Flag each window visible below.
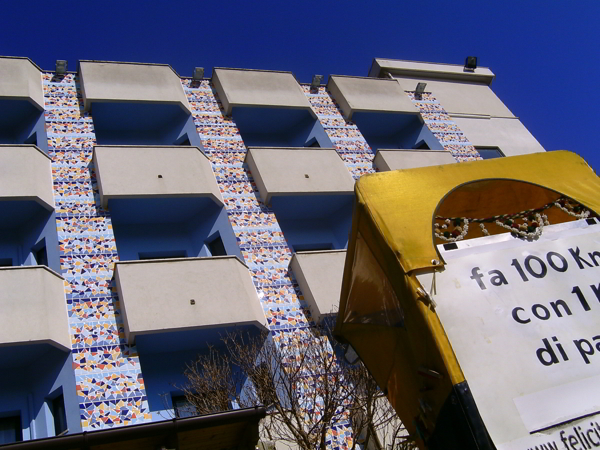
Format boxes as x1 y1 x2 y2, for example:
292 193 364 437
0 258 12 267
34 240 48 266
207 235 227 257
171 395 196 418
305 137 321 148
414 140 430 150
0 415 21 444
293 243 333 252
138 250 187 260
475 146 505 160
51 394 68 436
24 132 37 145
175 134 192 146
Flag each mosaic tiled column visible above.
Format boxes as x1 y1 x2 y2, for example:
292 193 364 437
182 79 353 450
303 86 376 178
303 86 481 168
406 92 481 162
43 73 151 431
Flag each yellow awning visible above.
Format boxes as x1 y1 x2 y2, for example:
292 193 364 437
335 151 599 447
352 151 599 273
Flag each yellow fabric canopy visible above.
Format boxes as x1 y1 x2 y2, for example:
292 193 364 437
335 151 599 447
354 150 599 273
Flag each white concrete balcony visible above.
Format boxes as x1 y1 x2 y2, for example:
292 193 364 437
245 147 354 206
374 149 456 171
79 61 195 146
327 75 419 120
79 60 190 113
213 68 313 115
246 147 355 250
0 266 70 351
0 58 47 149
93 145 223 210
0 56 44 110
0 145 54 212
115 256 267 345
290 250 347 323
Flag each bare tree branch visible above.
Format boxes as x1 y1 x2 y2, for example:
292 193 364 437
180 325 415 450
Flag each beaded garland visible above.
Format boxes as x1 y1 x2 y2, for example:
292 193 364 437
434 197 593 242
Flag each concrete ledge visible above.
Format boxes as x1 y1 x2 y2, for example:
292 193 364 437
290 250 347 323
452 117 545 156
369 58 496 85
0 145 54 210
327 75 419 120
0 56 44 110
93 145 223 208
213 68 313 116
374 149 457 171
79 60 190 113
245 147 355 205
115 256 267 343
0 266 69 351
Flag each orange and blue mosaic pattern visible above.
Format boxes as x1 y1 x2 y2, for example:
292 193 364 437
41 70 478 443
303 85 376 179
43 73 151 430
184 79 354 449
406 91 482 162
183 79 313 332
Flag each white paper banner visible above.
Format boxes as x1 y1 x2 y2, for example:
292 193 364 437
421 225 600 450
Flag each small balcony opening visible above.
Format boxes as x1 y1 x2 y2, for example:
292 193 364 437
111 200 240 262
93 106 201 148
0 104 48 153
272 195 353 251
352 112 443 152
233 108 333 148
0 206 60 273
0 414 22 444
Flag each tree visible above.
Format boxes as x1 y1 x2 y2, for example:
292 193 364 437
180 324 415 450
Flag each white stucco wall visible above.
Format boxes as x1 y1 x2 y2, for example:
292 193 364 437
395 76 514 118
371 59 546 154
453 116 545 156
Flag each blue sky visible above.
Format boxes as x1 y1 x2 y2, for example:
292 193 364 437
3 0 598 171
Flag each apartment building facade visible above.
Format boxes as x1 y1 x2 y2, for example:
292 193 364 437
0 55 544 446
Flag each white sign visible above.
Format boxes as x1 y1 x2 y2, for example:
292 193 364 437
422 224 600 450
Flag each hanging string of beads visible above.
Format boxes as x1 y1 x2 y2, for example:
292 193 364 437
434 197 592 242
